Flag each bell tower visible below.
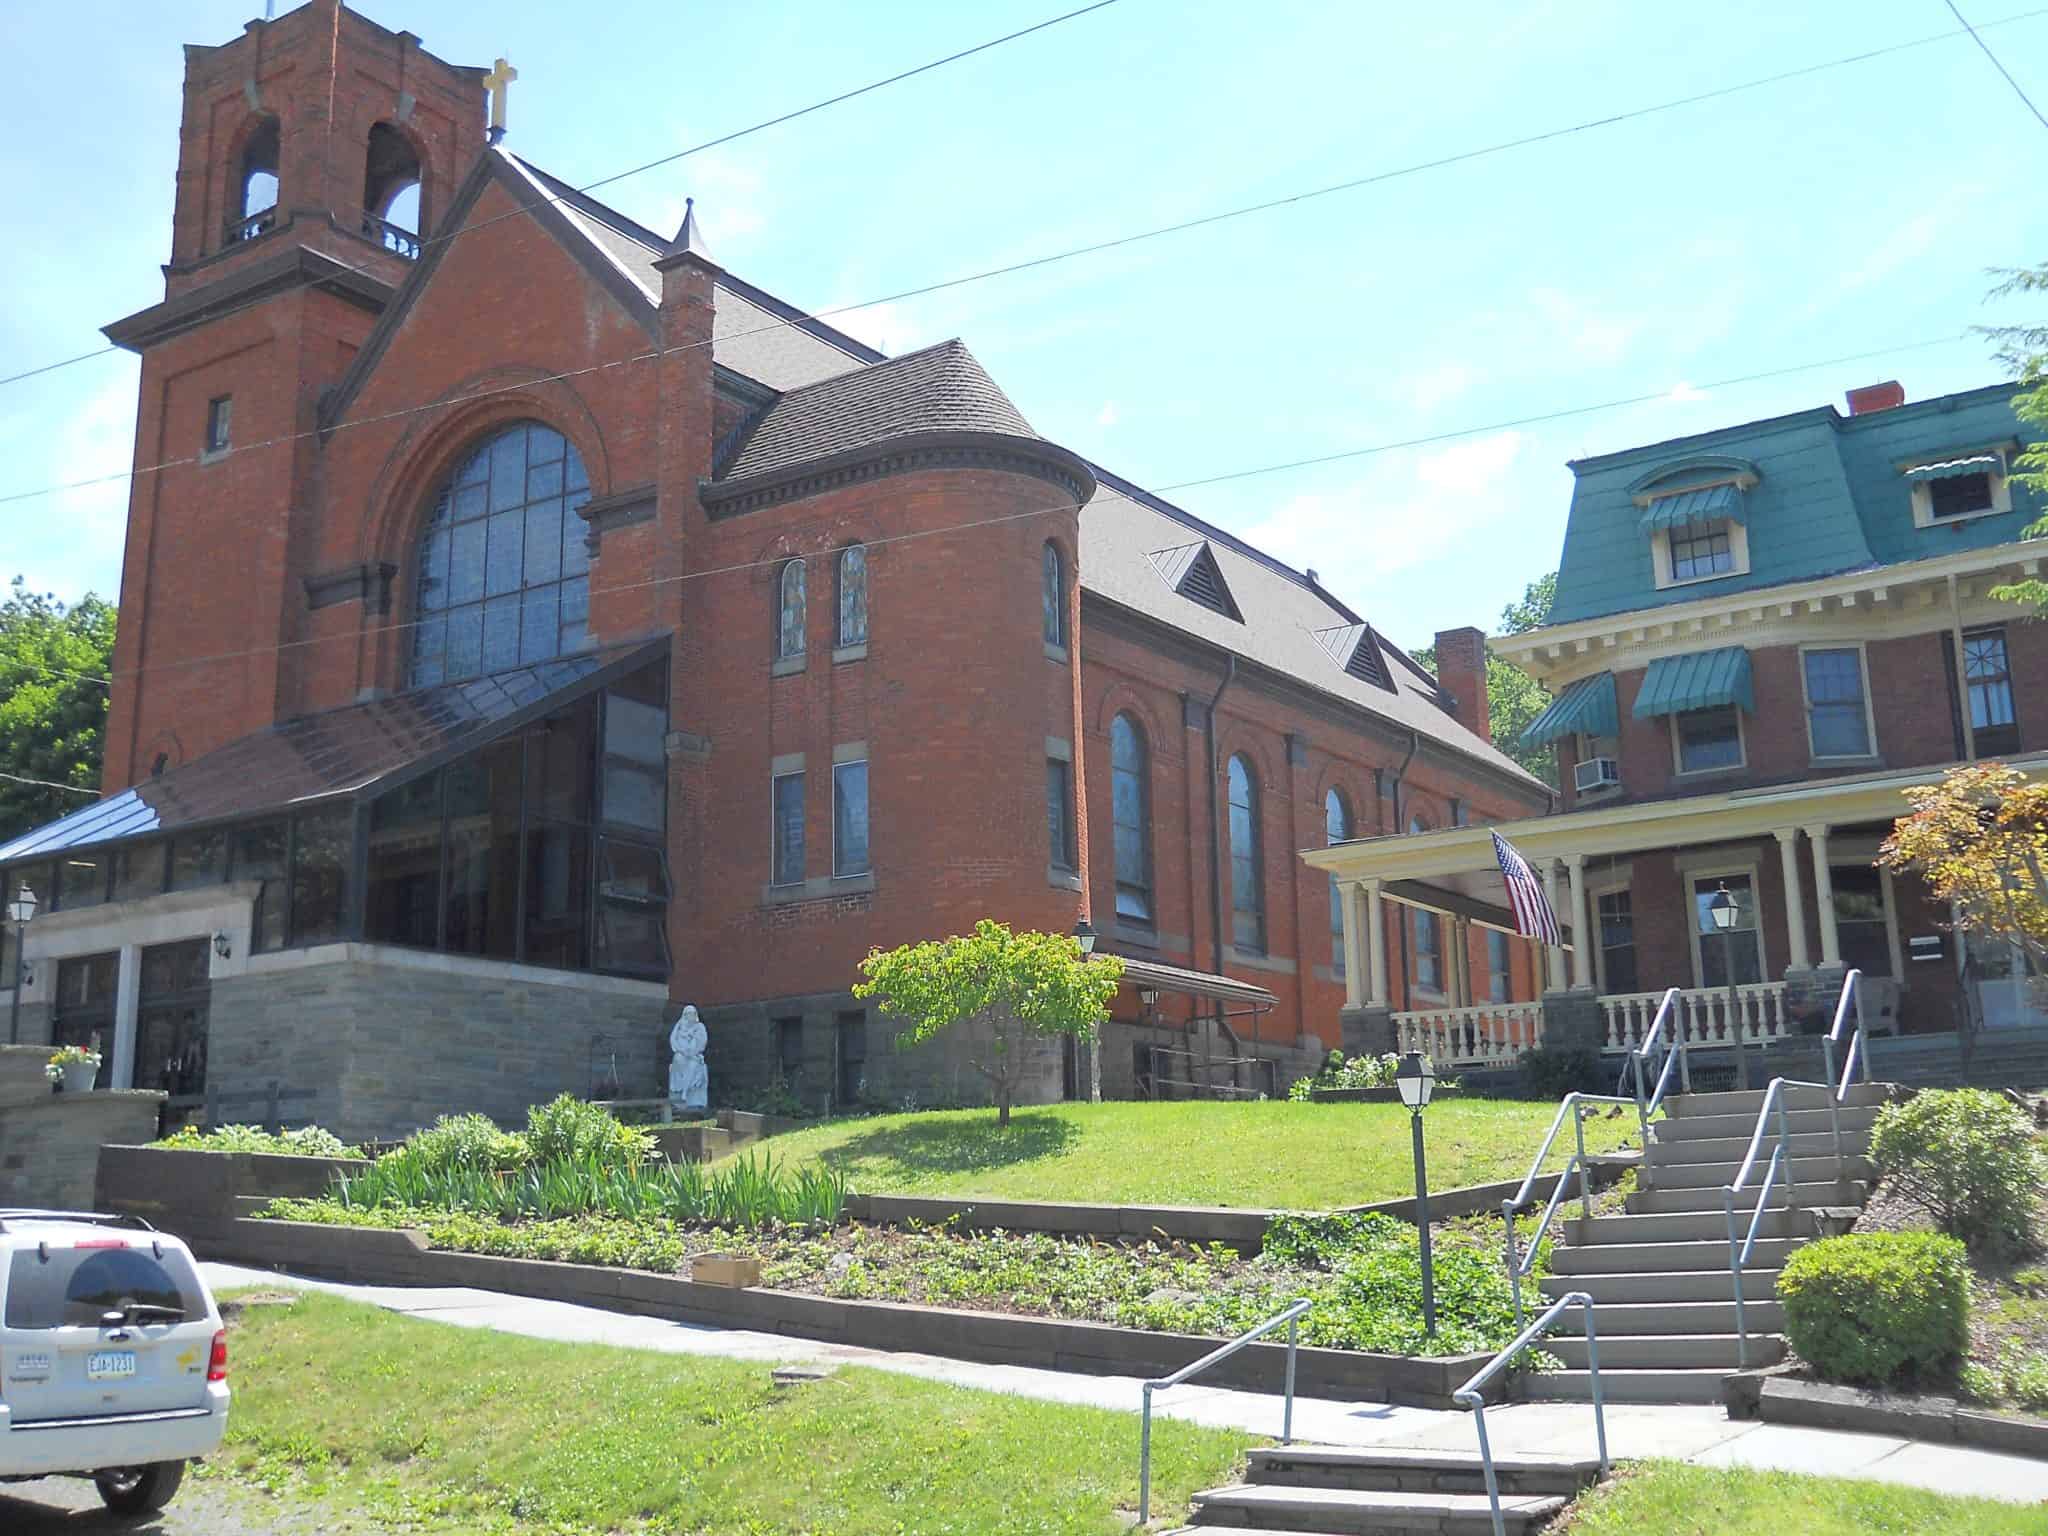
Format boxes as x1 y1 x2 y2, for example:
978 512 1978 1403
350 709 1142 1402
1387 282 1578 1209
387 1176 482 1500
99 2 486 791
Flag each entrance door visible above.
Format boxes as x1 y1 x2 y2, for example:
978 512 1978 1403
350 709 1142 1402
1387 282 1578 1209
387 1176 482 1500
51 953 118 1089
135 939 211 1116
1966 933 2045 1030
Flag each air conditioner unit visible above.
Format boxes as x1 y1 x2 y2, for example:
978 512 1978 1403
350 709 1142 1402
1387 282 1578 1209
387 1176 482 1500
1574 756 1621 793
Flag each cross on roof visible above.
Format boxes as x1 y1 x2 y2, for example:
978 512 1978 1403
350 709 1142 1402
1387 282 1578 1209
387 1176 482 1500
485 57 518 142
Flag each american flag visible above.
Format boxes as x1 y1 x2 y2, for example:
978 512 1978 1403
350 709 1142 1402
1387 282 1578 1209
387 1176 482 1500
1492 832 1560 946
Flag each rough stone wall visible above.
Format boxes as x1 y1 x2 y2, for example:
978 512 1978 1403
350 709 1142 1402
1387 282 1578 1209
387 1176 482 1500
0 1045 163 1210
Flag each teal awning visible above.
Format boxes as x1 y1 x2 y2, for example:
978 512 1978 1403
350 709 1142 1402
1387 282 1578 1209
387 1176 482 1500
1904 454 2001 483
1521 672 1619 747
1638 481 1743 532
1633 647 1753 719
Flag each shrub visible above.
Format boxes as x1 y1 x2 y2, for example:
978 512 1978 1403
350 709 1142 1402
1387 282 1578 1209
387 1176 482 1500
524 1094 655 1170
1777 1232 1970 1387
382 1113 529 1179
1519 1045 1609 1101
1962 1341 2048 1412
1869 1089 2045 1255
1286 1052 1401 1101
156 1124 361 1159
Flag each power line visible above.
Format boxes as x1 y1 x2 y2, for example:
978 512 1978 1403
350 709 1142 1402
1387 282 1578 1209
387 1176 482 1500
0 0 1126 393
1944 0 2048 129
0 770 97 797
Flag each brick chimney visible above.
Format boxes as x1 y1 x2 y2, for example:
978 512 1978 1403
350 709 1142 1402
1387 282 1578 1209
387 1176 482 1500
1846 381 1905 416
1433 627 1490 745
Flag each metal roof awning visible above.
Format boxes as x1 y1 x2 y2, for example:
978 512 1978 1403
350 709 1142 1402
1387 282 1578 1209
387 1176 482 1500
1632 645 1753 719
1904 454 2002 483
1521 671 1618 747
1110 956 1277 1011
1638 481 1743 533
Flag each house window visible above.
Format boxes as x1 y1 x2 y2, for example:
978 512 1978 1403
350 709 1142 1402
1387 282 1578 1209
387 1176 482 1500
833 759 869 878
777 559 807 660
835 1011 866 1108
1414 909 1442 994
1047 758 1076 873
1964 628 2018 754
204 396 232 456
1669 525 1734 581
1803 648 1872 759
1929 472 1995 520
1487 929 1511 1002
774 1017 804 1097
1692 874 1762 987
1325 789 1352 972
837 545 868 648
771 770 804 886
1833 865 1892 978
1597 889 1638 994
1110 714 1152 923
1674 706 1743 774
1042 543 1066 650
1228 755 1264 953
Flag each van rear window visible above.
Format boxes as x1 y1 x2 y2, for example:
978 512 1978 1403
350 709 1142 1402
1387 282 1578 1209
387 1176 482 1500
4 1246 204 1330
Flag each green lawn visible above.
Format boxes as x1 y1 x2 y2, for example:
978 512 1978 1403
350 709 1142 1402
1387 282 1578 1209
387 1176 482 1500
211 1291 1247 1534
1564 1461 2041 1534
717 1098 1636 1209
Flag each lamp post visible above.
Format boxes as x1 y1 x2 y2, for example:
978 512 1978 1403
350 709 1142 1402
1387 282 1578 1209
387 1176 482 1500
1072 918 1101 1102
1707 883 1746 1090
1395 1050 1437 1337
7 881 39 1047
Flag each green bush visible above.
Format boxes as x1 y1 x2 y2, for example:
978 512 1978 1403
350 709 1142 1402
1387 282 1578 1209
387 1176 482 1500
1869 1089 2045 1255
1777 1232 1970 1387
1518 1045 1609 1101
380 1113 529 1180
524 1094 655 1170
1285 1052 1401 1101
155 1124 361 1159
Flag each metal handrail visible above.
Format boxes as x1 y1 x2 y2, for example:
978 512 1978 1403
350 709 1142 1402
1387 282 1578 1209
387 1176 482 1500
1454 1291 1609 1536
1629 988 1691 1173
1822 967 1869 1099
1498 1093 1628 1329
1137 1296 1311 1525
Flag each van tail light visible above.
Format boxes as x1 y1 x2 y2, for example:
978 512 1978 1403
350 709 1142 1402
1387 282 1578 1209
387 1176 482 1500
207 1329 228 1382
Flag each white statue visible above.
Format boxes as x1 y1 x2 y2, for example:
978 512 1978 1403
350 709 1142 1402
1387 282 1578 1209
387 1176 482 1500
668 1005 709 1112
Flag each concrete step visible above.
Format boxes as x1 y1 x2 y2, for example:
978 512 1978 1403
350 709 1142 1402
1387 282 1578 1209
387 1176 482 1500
1565 1208 1804 1246
1188 1481 1567 1533
1627 1179 1867 1215
1653 1103 1882 1143
1243 1446 1601 1498
1638 1154 1875 1190
1549 1237 1794 1275
1521 1366 1729 1404
1664 1082 1893 1119
1644 1129 1870 1166
1560 1297 1785 1335
1547 1331 1785 1370
1543 1267 1779 1304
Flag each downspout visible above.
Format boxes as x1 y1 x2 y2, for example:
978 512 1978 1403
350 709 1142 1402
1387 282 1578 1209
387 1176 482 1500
1387 730 1421 1011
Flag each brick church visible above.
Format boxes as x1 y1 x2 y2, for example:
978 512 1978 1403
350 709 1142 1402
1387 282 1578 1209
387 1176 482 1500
0 2 1546 1140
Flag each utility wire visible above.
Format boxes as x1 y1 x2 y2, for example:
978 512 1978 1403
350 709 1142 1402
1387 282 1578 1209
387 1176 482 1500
1943 0 2048 129
0 770 97 797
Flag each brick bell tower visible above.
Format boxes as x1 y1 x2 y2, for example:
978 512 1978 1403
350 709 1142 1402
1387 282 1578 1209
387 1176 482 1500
100 1 486 790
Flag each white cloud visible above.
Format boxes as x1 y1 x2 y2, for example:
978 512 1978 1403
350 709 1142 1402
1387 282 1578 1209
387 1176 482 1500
1096 400 1119 428
1407 361 1474 414
1666 381 1705 404
1531 288 1635 366
827 299 911 355
651 152 766 251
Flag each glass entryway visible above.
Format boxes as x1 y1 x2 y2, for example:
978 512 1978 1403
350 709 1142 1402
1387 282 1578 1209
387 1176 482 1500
51 952 117 1089
135 938 210 1109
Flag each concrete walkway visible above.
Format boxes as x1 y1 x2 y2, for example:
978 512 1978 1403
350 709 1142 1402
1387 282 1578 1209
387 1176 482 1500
203 1262 2048 1506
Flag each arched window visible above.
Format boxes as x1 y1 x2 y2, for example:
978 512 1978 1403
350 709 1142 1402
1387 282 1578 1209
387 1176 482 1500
364 121 422 243
1409 813 1431 836
1228 754 1264 953
236 116 280 235
1111 714 1151 923
837 545 868 648
409 420 591 687
1326 789 1352 971
1042 543 1065 650
778 559 807 659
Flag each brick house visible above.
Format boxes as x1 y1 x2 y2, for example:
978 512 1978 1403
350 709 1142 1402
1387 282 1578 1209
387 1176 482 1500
0 2 1543 1141
1310 378 2048 1076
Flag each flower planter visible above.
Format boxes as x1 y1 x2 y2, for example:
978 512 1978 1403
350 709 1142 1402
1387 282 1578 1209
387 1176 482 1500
59 1061 98 1094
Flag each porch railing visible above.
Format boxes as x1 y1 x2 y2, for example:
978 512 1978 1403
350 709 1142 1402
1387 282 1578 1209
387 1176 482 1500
1601 983 1787 1054
1393 1001 1544 1067
361 210 422 259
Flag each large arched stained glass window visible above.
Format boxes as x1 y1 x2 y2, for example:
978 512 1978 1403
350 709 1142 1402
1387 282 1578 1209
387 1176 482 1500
1110 714 1151 923
1326 789 1352 972
1228 754 1264 954
411 421 591 687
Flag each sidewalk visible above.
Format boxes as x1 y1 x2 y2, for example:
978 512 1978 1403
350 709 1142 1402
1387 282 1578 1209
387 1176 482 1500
203 1262 2048 1505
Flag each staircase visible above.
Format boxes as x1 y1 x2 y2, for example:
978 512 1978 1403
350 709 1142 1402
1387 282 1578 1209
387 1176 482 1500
1524 1079 1893 1403
1171 1445 1604 1535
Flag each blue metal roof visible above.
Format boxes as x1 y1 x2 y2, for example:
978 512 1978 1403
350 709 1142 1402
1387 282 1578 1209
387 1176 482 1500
1638 481 1744 533
1522 671 1619 746
1632 647 1754 718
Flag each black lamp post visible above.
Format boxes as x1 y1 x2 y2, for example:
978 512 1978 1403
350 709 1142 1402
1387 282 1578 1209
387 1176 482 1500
1708 883 1746 1089
7 880 39 1046
1396 1050 1437 1336
1072 918 1100 1101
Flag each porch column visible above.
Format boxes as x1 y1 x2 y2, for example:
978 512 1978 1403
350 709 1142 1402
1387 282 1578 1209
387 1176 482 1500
1340 880 1367 1009
1543 859 1567 990
1451 915 1472 1007
1806 823 1842 966
110 944 141 1092
1566 854 1591 989
1775 828 1810 971
1364 880 1389 1007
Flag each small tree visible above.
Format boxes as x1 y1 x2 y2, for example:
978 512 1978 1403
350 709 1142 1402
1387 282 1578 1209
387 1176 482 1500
853 919 1124 1126
1879 763 2048 978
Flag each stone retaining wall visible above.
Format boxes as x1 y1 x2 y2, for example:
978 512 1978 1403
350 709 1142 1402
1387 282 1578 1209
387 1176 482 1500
0 1045 166 1211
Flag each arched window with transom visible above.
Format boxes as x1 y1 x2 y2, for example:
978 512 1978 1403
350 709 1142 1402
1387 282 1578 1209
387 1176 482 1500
1326 788 1352 971
838 544 868 648
1110 713 1151 924
410 421 591 687
1042 543 1066 650
778 559 808 659
1228 754 1264 954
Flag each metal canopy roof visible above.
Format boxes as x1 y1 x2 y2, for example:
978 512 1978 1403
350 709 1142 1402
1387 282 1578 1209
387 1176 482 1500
1903 454 2003 483
1637 481 1743 533
1521 671 1619 747
1631 645 1754 719
1111 956 1278 1010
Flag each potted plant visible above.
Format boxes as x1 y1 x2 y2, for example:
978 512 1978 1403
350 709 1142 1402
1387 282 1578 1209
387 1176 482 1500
46 1044 101 1094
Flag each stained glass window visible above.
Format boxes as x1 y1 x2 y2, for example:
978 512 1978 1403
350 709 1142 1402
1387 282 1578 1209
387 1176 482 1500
838 546 868 648
1042 543 1065 649
1325 789 1351 970
779 560 807 660
410 421 591 687
1229 755 1263 953
1111 715 1150 922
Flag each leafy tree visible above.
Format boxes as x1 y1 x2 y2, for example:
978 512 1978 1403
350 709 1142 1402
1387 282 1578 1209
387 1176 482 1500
1979 265 2048 611
1878 762 2048 978
1413 572 1557 785
853 919 1124 1126
0 580 115 844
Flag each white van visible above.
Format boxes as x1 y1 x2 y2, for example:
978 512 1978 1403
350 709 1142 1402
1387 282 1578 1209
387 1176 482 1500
0 1211 229 1515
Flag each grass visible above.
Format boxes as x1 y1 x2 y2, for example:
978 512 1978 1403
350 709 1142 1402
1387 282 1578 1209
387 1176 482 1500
716 1098 1638 1209
1561 1461 2044 1534
210 1290 1248 1534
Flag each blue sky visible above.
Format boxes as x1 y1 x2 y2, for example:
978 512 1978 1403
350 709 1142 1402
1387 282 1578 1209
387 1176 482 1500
2 0 2044 649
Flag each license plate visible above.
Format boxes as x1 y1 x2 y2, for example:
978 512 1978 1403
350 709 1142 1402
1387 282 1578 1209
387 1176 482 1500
86 1351 137 1381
